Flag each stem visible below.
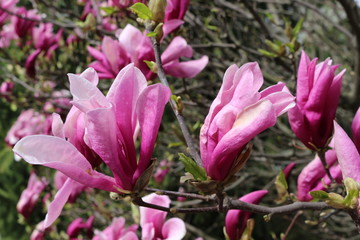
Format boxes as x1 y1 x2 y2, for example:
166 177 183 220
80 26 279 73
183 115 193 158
145 187 215 201
317 150 335 182
145 25 202 166
281 211 303 240
347 209 360 234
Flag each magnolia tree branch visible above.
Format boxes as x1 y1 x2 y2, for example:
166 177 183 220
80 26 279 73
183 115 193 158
145 25 202 166
145 187 215 202
133 194 330 216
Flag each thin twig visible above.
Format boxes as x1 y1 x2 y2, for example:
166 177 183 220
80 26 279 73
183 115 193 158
145 25 202 166
281 211 303 240
145 187 215 201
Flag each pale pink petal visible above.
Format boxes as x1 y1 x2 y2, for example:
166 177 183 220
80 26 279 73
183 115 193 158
68 73 110 112
334 121 360 183
44 178 74 228
80 67 99 85
162 218 186 240
140 193 170 229
51 113 65 138
13 135 117 192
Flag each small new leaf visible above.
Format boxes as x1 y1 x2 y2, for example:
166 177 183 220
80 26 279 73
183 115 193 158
146 32 158 37
178 153 207 181
309 190 329 200
129 3 153 20
100 6 118 16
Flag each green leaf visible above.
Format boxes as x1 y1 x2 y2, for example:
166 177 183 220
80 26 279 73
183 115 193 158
258 49 278 58
100 6 118 16
146 32 158 37
276 170 288 190
292 17 304 37
178 153 207 181
144 60 156 70
129 3 153 20
310 190 329 200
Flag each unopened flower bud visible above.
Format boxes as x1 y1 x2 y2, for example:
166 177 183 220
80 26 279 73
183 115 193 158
148 0 166 23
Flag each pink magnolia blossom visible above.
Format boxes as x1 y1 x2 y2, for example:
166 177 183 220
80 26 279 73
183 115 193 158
225 190 268 240
200 63 295 181
153 159 172 183
283 162 296 181
87 36 130 79
288 51 345 151
0 23 17 48
140 193 186 240
25 23 63 77
0 80 14 100
0 0 17 26
5 109 52 147
88 24 208 80
93 217 139 240
334 121 360 184
297 149 342 201
17 172 48 218
13 64 171 227
11 7 40 38
67 216 95 239
163 0 190 37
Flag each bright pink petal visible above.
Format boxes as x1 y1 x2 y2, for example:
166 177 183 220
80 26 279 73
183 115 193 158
161 36 193 64
225 190 268 240
134 84 171 180
209 100 276 180
163 56 209 78
162 19 184 39
352 107 360 151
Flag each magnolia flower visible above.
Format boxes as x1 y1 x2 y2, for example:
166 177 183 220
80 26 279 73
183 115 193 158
0 0 17 26
140 193 186 240
200 63 295 182
288 51 345 151
25 23 63 77
67 216 95 239
87 36 130 79
93 217 138 240
88 24 208 80
0 23 17 48
163 0 190 37
5 109 52 147
297 149 342 201
225 190 268 240
17 172 48 218
153 159 171 183
12 7 40 38
14 64 171 227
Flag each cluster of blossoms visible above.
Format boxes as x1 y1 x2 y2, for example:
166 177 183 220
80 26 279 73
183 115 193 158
3 0 360 239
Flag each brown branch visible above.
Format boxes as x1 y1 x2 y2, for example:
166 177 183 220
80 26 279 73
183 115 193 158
145 25 202 166
145 187 215 201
